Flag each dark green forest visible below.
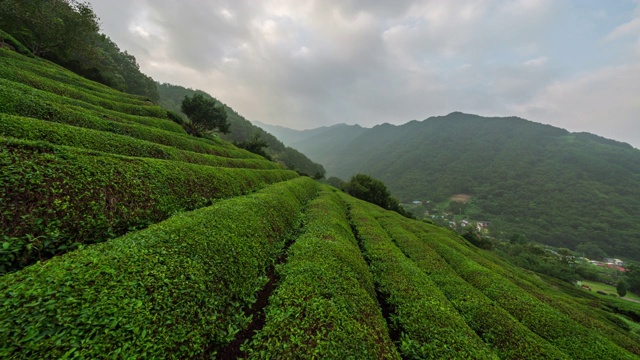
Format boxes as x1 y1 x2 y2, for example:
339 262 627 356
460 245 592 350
260 113 640 260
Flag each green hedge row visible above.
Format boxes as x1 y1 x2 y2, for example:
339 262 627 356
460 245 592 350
414 223 637 359
406 220 640 356
0 115 281 170
0 48 150 104
375 212 569 359
0 83 261 159
245 189 399 359
345 198 497 359
0 55 155 110
0 78 183 134
0 177 319 359
0 137 298 274
0 30 33 57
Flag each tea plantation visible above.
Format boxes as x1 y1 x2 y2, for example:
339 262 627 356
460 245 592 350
1 44 640 359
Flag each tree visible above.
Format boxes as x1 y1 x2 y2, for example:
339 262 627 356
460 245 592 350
617 280 628 298
234 133 270 159
575 242 607 260
181 93 229 134
344 174 413 218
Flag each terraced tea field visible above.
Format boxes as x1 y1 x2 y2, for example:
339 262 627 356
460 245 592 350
1 46 639 359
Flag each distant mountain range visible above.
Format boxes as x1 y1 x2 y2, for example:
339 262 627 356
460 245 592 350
256 112 640 259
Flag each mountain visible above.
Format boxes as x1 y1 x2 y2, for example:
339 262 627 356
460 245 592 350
261 112 640 259
157 83 325 178
2 26 640 359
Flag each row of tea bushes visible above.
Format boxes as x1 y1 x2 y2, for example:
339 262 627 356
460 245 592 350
376 212 570 359
0 177 319 359
0 78 183 134
0 137 297 273
345 198 497 359
412 221 637 359
0 55 155 109
0 115 280 170
245 189 398 359
0 84 260 159
0 48 148 104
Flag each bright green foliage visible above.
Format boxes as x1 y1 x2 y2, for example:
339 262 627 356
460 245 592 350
376 212 570 359
417 226 636 359
0 76 167 120
0 177 319 359
245 189 398 359
0 137 297 273
0 47 147 103
0 115 281 170
345 196 497 359
181 93 229 134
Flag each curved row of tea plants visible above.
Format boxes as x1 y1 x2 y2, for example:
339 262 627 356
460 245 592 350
0 48 147 103
345 197 497 359
418 224 637 359
0 137 297 274
0 115 281 170
0 78 183 134
0 177 319 359
375 212 570 359
0 53 155 109
245 189 398 359
0 83 260 159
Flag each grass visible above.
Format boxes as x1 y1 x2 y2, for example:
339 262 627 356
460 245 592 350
581 280 640 302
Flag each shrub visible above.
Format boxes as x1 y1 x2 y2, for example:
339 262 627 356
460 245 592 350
0 137 297 273
375 211 570 359
344 197 497 359
0 177 319 359
0 115 281 170
245 189 398 359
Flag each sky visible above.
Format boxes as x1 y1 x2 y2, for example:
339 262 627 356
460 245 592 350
89 0 640 148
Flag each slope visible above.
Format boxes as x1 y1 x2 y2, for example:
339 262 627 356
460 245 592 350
2 32 640 360
262 112 640 259
156 83 326 178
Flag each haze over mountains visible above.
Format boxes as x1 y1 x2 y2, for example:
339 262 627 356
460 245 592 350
256 112 640 259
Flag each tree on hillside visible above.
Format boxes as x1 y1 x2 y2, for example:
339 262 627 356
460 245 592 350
181 93 229 134
0 0 98 57
234 133 270 159
616 280 628 298
345 174 413 218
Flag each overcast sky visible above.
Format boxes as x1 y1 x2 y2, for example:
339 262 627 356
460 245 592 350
89 0 640 148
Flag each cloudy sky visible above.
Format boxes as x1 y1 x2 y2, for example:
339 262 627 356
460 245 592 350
89 0 640 148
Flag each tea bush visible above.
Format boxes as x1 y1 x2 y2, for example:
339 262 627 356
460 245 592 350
0 137 297 273
245 189 398 359
0 177 319 359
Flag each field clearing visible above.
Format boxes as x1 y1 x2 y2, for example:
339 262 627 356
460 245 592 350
450 194 472 203
580 280 640 302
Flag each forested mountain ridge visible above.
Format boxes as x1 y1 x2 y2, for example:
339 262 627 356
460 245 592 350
157 83 326 178
260 112 640 259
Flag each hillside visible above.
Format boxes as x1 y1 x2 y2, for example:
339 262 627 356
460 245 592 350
2 33 640 359
259 113 640 260
156 83 325 178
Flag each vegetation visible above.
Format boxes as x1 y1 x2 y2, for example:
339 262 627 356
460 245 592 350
2 16 640 360
0 1 158 99
181 93 229 134
245 189 397 358
0 177 319 358
157 82 326 177
344 174 413 218
262 112 640 260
